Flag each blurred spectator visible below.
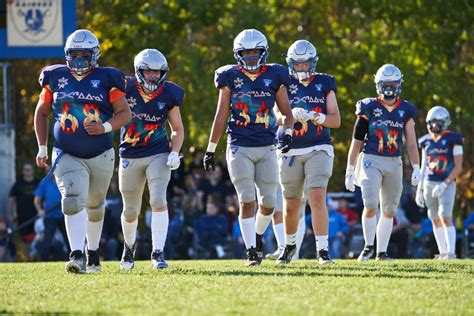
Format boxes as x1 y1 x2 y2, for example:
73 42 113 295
0 215 7 261
102 179 123 260
193 194 228 258
31 217 66 261
389 207 410 258
327 199 349 259
7 163 40 261
33 173 68 261
336 198 359 229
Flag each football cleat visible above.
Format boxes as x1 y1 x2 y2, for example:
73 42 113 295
442 253 456 260
245 247 261 267
317 249 334 265
375 252 393 261
151 250 168 269
120 242 136 270
276 244 296 265
256 233 264 263
357 245 375 262
266 245 285 260
86 249 101 273
65 250 85 274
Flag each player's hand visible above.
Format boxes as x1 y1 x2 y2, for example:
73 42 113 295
345 166 355 192
292 108 313 122
278 128 293 154
203 152 216 172
411 164 422 186
84 121 105 135
36 145 49 168
432 182 448 198
415 189 425 208
166 151 181 170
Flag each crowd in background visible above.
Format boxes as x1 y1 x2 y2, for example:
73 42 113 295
1 149 474 262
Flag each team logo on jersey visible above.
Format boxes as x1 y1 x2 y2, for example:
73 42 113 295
157 102 166 110
289 84 298 95
315 84 322 91
441 139 447 146
373 108 383 118
263 79 272 87
234 77 244 89
122 159 130 169
364 159 372 169
127 96 137 108
57 77 68 89
230 145 239 155
90 80 100 88
399 110 405 118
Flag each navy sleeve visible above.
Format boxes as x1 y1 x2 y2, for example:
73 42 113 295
406 102 417 121
325 74 337 93
214 66 230 89
167 82 185 109
107 67 126 93
355 99 370 117
452 132 464 146
38 67 51 87
277 64 291 87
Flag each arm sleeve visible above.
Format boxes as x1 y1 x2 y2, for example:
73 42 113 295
279 65 291 88
326 75 337 93
214 67 229 89
108 68 127 103
352 116 369 141
171 84 185 109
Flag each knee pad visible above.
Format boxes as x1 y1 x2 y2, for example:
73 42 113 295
364 199 379 211
87 206 105 222
260 194 276 209
150 193 167 210
382 205 398 217
62 195 84 216
239 187 256 204
122 209 139 222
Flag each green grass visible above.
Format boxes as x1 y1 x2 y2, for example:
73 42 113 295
1 259 473 315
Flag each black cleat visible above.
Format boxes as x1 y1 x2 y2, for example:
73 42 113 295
86 249 101 273
120 242 136 270
256 233 264 263
375 252 393 261
317 249 334 265
357 245 375 262
245 247 261 267
276 244 296 265
66 250 85 274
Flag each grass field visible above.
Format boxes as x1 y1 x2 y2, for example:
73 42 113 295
1 259 473 315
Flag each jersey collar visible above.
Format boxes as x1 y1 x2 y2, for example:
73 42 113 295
377 97 401 112
136 79 165 103
238 65 268 81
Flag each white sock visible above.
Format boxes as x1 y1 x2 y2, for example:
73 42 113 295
315 235 328 251
445 226 456 254
376 216 393 253
121 216 138 247
362 215 377 246
296 216 305 251
286 233 297 245
272 223 285 248
239 217 256 249
255 212 273 235
151 210 169 251
433 226 447 254
87 218 104 251
64 209 87 252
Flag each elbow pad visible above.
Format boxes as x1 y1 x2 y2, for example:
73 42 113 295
353 116 368 141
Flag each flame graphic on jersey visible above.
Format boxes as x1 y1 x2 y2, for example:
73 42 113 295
235 102 250 127
60 103 79 134
387 130 399 154
124 123 141 147
428 155 448 174
294 120 309 136
83 104 103 125
255 101 269 128
376 129 384 153
143 123 161 146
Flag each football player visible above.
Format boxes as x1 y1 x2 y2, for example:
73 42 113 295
203 29 294 266
119 49 184 270
345 64 422 261
275 40 341 265
416 106 463 259
34 29 131 273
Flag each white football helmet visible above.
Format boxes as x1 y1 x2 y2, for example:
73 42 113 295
286 40 318 81
233 29 268 71
374 64 404 100
426 106 451 134
134 49 169 92
64 29 100 75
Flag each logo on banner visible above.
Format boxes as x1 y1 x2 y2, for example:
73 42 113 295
7 0 63 46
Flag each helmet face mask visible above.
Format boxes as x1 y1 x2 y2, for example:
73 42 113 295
64 29 100 75
233 29 268 71
134 49 169 92
374 64 403 101
426 106 451 134
286 40 318 82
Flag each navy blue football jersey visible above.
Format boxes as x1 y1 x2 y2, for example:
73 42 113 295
418 131 463 182
356 97 417 157
214 64 290 147
39 65 126 159
119 77 184 158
